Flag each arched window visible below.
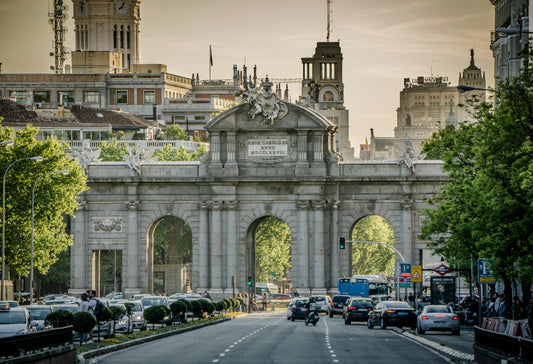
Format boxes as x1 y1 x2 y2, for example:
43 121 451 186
323 91 335 102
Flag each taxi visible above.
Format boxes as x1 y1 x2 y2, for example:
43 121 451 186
0 302 37 338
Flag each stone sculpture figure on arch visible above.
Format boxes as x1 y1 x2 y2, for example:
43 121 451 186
246 77 288 125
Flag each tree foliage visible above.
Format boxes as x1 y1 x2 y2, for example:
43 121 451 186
351 216 395 276
0 124 87 276
99 139 128 161
164 125 188 140
153 144 207 162
420 65 533 284
153 216 192 265
255 216 291 283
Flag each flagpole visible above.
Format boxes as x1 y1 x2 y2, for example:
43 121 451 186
209 45 213 82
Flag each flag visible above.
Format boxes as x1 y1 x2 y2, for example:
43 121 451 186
209 45 213 67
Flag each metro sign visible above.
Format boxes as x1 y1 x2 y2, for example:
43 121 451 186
433 264 451 276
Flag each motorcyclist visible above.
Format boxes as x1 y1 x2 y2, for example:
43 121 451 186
305 297 316 320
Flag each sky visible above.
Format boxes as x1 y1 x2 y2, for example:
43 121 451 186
0 0 495 157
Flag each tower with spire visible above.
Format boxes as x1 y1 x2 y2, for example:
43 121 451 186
457 49 486 123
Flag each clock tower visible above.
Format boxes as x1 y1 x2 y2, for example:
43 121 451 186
71 0 141 73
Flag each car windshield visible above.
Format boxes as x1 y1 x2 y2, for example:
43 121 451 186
313 297 326 302
426 306 451 313
128 302 142 311
142 297 167 307
385 302 412 309
54 306 79 314
26 307 51 320
0 311 25 324
295 300 308 306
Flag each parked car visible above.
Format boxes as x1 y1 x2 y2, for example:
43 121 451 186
309 295 331 314
0 303 37 338
54 303 115 339
417 304 460 335
268 294 292 302
25 305 54 331
109 303 133 334
133 294 151 301
290 298 309 321
371 295 393 305
367 301 416 330
5 301 19 308
343 297 373 324
329 295 350 317
125 300 146 331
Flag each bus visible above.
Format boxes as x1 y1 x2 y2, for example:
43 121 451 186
338 275 392 299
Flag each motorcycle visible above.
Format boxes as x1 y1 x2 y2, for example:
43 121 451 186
305 310 319 326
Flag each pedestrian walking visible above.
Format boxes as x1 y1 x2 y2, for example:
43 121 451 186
79 292 94 344
262 293 268 311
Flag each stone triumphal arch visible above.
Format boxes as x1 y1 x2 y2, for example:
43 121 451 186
70 82 448 297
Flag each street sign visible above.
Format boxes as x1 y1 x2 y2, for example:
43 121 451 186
478 258 494 284
411 265 422 282
433 264 451 276
400 263 411 277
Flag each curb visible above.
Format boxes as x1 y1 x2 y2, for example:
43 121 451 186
392 328 475 363
77 316 234 363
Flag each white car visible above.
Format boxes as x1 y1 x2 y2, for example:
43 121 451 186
417 304 460 335
309 295 331 314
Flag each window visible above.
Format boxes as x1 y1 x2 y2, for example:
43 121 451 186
33 91 51 103
58 91 75 103
194 116 205 121
9 91 27 104
116 90 128 104
83 91 99 103
143 90 155 104
323 91 335 102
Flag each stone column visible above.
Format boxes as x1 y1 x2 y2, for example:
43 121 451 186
297 132 307 163
210 201 223 289
71 201 88 291
125 199 140 294
210 134 221 165
313 200 325 291
330 200 340 290
296 201 309 291
400 196 414 265
226 201 238 291
226 133 236 163
313 133 323 161
198 201 210 290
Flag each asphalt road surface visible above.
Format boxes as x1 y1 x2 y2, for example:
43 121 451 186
94 311 462 364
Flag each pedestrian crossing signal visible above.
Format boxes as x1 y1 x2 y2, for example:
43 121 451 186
339 237 346 250
247 275 252 286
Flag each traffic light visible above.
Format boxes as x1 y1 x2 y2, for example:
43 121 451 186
339 236 346 250
247 275 252 286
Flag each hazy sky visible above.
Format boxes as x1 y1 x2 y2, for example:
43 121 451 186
0 0 494 156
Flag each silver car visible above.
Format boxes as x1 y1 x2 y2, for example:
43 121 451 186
25 305 54 331
417 304 460 335
0 304 37 338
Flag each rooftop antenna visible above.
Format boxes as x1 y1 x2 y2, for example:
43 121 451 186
326 0 332 42
48 0 69 74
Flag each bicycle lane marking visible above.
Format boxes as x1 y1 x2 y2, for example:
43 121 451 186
324 317 340 363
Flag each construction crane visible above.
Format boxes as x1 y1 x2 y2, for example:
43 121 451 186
48 0 69 73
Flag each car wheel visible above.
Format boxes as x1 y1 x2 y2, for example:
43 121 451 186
380 318 387 329
312 321 317 326
305 319 309 326
344 317 350 325
367 318 374 329
452 329 460 335
417 325 425 334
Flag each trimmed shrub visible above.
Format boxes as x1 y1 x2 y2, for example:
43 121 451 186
123 302 135 316
72 311 96 334
215 301 225 312
95 306 112 324
236 297 244 305
179 299 192 312
144 305 167 326
203 300 215 315
170 300 187 316
190 300 202 316
45 309 74 328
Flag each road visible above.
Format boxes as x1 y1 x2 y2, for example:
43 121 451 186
94 311 470 363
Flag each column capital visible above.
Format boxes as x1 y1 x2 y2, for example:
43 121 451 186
212 201 224 210
296 200 309 209
400 197 414 210
312 200 326 209
198 201 212 210
329 200 341 209
226 200 239 210
125 200 140 210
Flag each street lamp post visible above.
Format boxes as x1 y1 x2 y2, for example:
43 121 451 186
30 170 69 303
2 155 43 300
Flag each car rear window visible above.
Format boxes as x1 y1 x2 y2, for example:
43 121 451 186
333 296 349 303
295 300 308 306
351 300 372 308
426 306 451 313
386 302 412 309
313 297 326 302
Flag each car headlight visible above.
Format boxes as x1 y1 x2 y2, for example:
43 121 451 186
135 315 143 321
118 320 128 325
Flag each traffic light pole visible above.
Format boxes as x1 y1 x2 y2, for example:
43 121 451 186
340 237 407 300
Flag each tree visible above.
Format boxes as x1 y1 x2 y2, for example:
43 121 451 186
164 125 187 140
0 124 87 276
255 217 291 284
420 64 533 304
351 216 395 276
99 138 128 161
153 216 191 265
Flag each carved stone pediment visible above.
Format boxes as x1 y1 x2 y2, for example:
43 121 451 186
92 217 122 232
